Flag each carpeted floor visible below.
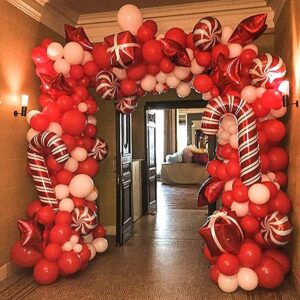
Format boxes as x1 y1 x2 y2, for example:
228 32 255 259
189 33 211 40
0 184 299 299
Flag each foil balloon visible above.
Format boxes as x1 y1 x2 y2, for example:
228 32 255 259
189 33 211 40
198 177 225 207
160 38 191 67
71 206 98 235
115 95 138 114
95 71 120 100
40 73 73 97
88 138 109 161
64 24 93 51
228 14 268 45
17 220 43 250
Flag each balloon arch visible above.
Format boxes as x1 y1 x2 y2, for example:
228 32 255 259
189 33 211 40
11 4 292 292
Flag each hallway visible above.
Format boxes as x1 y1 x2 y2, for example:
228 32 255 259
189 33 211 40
0 184 298 299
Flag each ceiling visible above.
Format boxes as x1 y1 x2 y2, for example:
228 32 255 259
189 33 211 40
56 0 214 15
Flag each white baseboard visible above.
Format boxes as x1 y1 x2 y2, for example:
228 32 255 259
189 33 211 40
105 226 116 236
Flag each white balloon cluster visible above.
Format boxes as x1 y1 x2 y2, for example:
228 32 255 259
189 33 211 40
217 115 238 148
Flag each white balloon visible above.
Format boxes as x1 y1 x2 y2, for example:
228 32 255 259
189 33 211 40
64 157 79 173
69 174 94 198
202 91 212 101
221 25 234 44
73 244 83 253
270 107 287 118
62 241 73 252
26 110 40 124
87 243 97 260
86 189 98 202
173 66 190 80
83 233 94 244
218 274 238 293
156 72 168 84
256 87 266 98
71 147 88 162
190 59 205 75
166 74 180 88
112 67 127 80
176 82 191 98
241 85 257 103
229 134 238 149
47 122 62 136
78 102 88 113
81 51 93 65
224 179 235 191
64 42 84 65
27 128 39 142
155 83 165 94
228 43 243 58
218 138 228 145
244 44 258 54
186 48 194 61
70 235 79 245
221 115 236 129
54 59 70 75
47 42 64 61
267 172 276 181
231 201 249 217
261 174 271 182
54 184 69 200
141 75 156 92
248 183 270 204
228 124 237 134
117 4 143 35
237 267 258 291
219 131 230 141
92 237 108 253
59 198 75 212
87 115 97 125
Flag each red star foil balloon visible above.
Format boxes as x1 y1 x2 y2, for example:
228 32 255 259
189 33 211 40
228 14 268 46
160 38 191 67
17 219 43 250
210 55 241 90
40 73 73 98
64 24 93 51
198 177 224 207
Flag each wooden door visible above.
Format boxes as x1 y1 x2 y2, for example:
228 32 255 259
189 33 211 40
144 111 157 214
116 112 133 246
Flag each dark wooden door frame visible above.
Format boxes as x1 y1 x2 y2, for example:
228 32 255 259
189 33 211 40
143 99 217 216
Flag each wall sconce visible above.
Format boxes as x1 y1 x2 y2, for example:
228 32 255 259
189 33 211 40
279 80 298 108
14 94 29 117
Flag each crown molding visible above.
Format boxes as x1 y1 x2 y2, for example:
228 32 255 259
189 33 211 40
77 0 274 42
5 0 78 36
267 0 287 23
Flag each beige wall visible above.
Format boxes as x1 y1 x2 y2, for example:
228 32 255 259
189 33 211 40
274 0 300 285
0 1 63 267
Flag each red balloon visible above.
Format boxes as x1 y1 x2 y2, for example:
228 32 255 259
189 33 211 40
78 244 91 266
61 110 86 136
37 206 56 226
73 86 88 101
50 224 71 245
77 158 99 177
27 200 42 219
61 134 76 152
226 160 241 178
261 89 282 110
221 190 234 207
268 191 292 214
44 243 62 262
143 20 158 35
216 253 240 276
232 185 249 203
32 47 49 65
209 265 220 284
193 74 213 93
84 124 97 138
211 44 229 61
137 24 155 42
55 211 72 225
146 64 160 76
58 251 81 274
142 40 164 64
240 49 257 65
36 62 56 77
237 241 262 268
220 144 234 159
33 259 59 285
260 153 270 173
69 65 84 80
42 103 61 122
258 130 268 146
46 155 63 172
10 241 43 268
195 51 211 67
275 171 288 186
160 57 175 73
120 78 137 96
93 224 107 238
40 38 53 49
126 63 147 81
56 170 73 185
165 27 187 48
248 202 269 219
85 98 99 115
251 98 270 117
216 163 230 181
56 95 74 112
240 216 260 235
186 32 194 49
30 113 50 131
78 76 90 87
268 147 289 171
83 136 95 151
39 94 54 108
263 249 290 274
92 43 110 68
207 160 221 177
262 181 278 199
255 256 284 289
202 245 217 265
83 61 99 77
65 77 78 89
261 120 286 143
72 197 86 208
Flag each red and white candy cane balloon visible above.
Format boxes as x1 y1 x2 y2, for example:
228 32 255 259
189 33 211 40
27 131 69 208
201 94 261 186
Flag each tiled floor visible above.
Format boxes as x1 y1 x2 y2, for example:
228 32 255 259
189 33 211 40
0 184 299 299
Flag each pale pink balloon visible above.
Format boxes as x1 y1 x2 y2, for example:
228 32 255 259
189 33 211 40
229 134 238 149
62 241 73 252
117 4 143 35
54 58 70 75
190 59 205 75
87 243 97 260
218 138 228 145
71 147 88 162
69 174 94 198
220 131 230 141
202 91 212 101
70 235 79 245
221 115 236 130
228 124 237 135
26 110 40 124
54 184 69 200
47 42 64 61
261 174 271 182
248 183 270 204
174 66 190 80
155 83 165 94
218 274 238 293
270 107 287 118
243 43 258 54
241 85 257 103
141 75 157 91
256 87 266 98
237 267 258 291
231 201 249 217
64 42 84 65
27 128 39 142
47 122 63 136
221 25 234 44
228 43 243 58
78 102 88 113
166 74 180 88
92 237 108 253
87 115 97 125
258 114 275 122
267 172 276 181
224 179 234 191
156 72 167 84
81 51 93 65
73 244 83 253
176 82 191 98
59 198 75 212
186 48 194 61
112 67 127 80
83 233 94 244
64 157 79 173
86 189 98 202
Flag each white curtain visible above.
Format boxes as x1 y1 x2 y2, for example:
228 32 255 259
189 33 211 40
164 109 177 160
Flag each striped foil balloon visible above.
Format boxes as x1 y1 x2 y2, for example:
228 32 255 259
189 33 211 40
27 131 69 208
88 137 108 161
201 94 261 186
71 206 97 235
95 70 120 100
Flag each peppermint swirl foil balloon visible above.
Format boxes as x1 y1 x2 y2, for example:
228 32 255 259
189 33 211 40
71 206 98 235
